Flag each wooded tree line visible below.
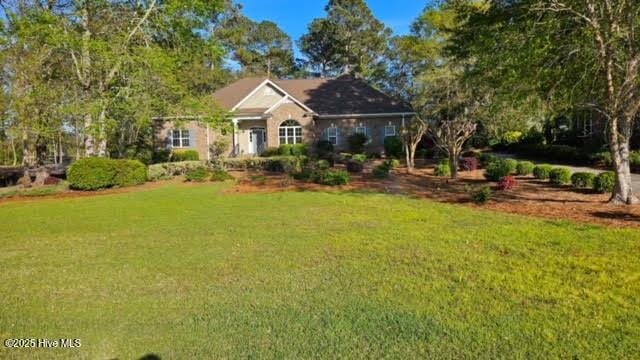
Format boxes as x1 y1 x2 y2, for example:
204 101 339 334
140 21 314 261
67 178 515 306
1 0 639 204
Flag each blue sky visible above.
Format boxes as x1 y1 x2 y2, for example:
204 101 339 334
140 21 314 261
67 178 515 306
238 0 430 57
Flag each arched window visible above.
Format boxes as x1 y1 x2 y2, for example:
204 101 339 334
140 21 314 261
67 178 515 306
279 120 302 144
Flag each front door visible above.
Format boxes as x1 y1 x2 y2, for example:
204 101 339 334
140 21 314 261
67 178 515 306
249 128 266 155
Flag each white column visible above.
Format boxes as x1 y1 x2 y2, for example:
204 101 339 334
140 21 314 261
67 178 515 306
232 118 239 156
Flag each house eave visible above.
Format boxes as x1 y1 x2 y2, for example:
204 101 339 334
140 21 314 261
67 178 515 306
313 112 415 119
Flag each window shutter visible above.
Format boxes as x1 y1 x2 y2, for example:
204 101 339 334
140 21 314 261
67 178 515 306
166 129 173 149
366 127 372 141
189 128 196 148
336 128 340 146
322 128 329 141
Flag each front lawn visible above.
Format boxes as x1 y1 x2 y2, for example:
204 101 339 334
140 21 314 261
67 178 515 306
0 183 638 358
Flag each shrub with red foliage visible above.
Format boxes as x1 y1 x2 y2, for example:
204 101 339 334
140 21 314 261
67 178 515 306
459 157 478 171
43 176 61 185
497 175 517 190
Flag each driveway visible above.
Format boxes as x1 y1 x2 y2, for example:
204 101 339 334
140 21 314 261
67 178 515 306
492 152 640 191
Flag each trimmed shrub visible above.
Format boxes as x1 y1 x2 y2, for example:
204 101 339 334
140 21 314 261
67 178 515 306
222 156 306 174
594 171 615 193
533 164 553 180
347 133 368 154
352 154 367 163
631 151 640 172
148 161 204 181
211 169 234 182
278 144 293 156
346 160 364 173
470 186 492 205
152 150 171 164
373 164 390 178
317 159 330 170
434 160 451 177
549 167 572 185
113 160 147 187
384 158 400 169
497 175 517 190
339 153 352 163
478 153 498 168
504 158 518 174
384 136 403 158
261 147 280 157
365 151 382 159
571 172 596 189
185 166 210 182
322 170 351 186
459 157 478 171
172 150 199 162
68 157 117 190
316 140 334 155
291 144 308 156
516 161 535 176
589 151 612 167
484 160 512 181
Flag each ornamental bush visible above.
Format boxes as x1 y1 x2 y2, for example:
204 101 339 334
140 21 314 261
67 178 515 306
346 159 364 173
316 140 334 156
533 164 553 180
384 158 400 169
470 186 492 205
113 160 147 187
516 161 535 176
317 159 331 170
171 150 199 162
322 170 351 186
594 171 615 193
291 144 308 156
434 160 451 177
478 153 498 168
373 164 390 178
571 172 596 189
210 169 234 182
68 157 118 190
347 133 368 154
278 144 293 156
497 175 517 190
484 159 512 181
459 157 478 171
504 158 518 174
384 136 403 158
185 166 210 182
352 154 367 163
549 167 572 185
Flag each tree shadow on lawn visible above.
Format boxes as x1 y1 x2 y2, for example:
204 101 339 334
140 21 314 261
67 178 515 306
591 211 640 223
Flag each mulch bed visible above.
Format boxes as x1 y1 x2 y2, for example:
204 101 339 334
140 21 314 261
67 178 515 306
226 164 640 229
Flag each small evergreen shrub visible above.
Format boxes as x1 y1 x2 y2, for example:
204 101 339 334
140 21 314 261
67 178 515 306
484 159 512 181
347 133 368 154
516 161 535 176
152 150 171 163
533 164 553 180
261 147 280 157
373 164 390 178
68 157 117 190
210 169 234 182
316 140 334 156
434 160 451 177
352 154 367 163
322 170 351 186
497 175 517 190
459 157 478 171
470 186 492 205
384 136 403 158
113 160 147 187
278 144 293 156
290 144 308 156
549 167 572 185
384 158 401 169
317 159 330 170
185 166 210 182
172 150 199 162
478 153 498 168
589 151 612 167
504 158 518 173
339 153 352 163
594 171 615 193
346 160 364 173
365 151 382 159
571 172 596 189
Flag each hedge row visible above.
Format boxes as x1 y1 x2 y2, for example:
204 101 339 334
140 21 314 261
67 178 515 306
67 158 147 190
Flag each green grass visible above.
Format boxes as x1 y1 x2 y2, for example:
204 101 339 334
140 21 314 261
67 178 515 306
0 183 66 199
0 183 639 359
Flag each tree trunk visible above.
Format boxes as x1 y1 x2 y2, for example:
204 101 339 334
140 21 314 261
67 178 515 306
609 121 638 204
449 151 458 179
405 142 414 174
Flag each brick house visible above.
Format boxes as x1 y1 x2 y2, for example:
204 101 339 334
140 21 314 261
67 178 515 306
154 75 414 159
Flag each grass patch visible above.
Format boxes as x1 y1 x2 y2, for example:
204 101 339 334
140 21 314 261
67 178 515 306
0 183 638 358
0 183 66 199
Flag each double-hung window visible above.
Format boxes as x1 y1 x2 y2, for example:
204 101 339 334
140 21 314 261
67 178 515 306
279 120 302 144
327 127 338 145
172 129 190 148
384 125 396 137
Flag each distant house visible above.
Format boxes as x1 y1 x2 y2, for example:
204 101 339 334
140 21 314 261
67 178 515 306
154 75 414 159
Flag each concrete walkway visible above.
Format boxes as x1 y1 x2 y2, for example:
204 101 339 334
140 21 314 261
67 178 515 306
492 152 640 190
